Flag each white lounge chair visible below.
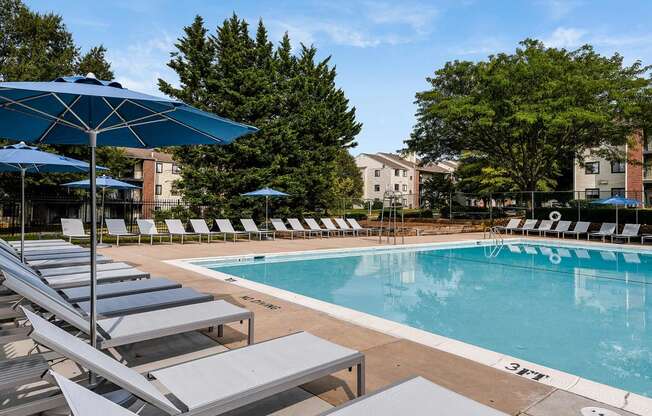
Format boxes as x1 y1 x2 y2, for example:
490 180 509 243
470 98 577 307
532 220 553 236
322 218 354 236
241 219 275 240
305 218 337 237
541 220 571 237
494 218 520 234
347 218 380 236
215 219 251 242
165 219 199 244
334 218 357 236
189 219 221 243
562 221 590 239
25 310 364 416
270 218 304 239
136 219 171 245
105 219 139 247
587 223 616 242
513 219 537 235
288 218 322 238
610 223 640 243
60 218 90 242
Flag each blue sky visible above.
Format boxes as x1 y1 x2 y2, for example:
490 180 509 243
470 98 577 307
27 0 652 155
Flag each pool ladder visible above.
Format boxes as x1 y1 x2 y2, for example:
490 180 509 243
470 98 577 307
483 226 504 258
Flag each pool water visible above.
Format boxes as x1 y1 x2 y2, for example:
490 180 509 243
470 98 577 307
202 242 652 397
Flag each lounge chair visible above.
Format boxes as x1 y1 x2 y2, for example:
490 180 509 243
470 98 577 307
587 223 616 242
270 218 304 239
136 219 171 245
531 220 553 236
642 234 652 244
334 218 357 236
513 219 537 235
288 218 322 238
347 218 380 236
562 221 590 239
215 219 251 242
0 237 89 260
51 373 507 416
3 271 213 318
8 238 67 247
305 218 337 237
38 261 135 277
26 254 113 269
322 218 354 236
60 218 90 242
493 218 520 234
189 219 222 243
25 310 364 416
241 219 275 240
165 219 199 244
541 220 571 237
105 219 139 247
320 376 508 415
610 223 640 243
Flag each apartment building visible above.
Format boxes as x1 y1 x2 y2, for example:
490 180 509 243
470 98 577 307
355 152 456 208
573 132 647 203
121 148 182 201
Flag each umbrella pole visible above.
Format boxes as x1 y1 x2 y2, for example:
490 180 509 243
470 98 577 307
266 195 269 231
88 131 98 358
20 168 25 263
100 188 105 244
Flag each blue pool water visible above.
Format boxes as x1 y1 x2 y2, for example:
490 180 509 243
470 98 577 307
201 242 652 397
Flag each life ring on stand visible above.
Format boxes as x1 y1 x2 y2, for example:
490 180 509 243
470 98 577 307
549 253 561 265
549 211 562 221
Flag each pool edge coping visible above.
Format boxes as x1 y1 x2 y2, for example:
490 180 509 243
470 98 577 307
164 237 652 415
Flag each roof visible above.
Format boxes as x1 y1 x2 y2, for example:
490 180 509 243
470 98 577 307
121 148 175 163
417 164 448 174
377 152 416 168
359 153 406 170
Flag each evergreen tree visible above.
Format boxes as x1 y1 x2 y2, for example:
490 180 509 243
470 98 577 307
76 45 114 80
160 15 361 219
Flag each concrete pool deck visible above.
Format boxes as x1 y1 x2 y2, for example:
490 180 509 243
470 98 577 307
86 232 647 416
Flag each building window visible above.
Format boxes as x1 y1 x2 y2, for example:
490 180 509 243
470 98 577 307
584 162 599 175
394 184 399 191
611 188 625 197
172 163 180 174
394 169 400 177
403 170 407 177
374 169 380 177
155 185 162 195
611 161 625 173
585 188 600 199
402 184 408 191
156 162 163 173
374 184 380 192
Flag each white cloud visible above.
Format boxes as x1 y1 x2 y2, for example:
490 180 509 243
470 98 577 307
542 27 586 48
537 0 583 20
454 37 508 56
365 1 438 33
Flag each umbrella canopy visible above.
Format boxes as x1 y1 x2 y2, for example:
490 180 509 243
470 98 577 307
242 187 289 230
61 175 139 190
0 74 258 355
591 196 641 228
0 142 106 261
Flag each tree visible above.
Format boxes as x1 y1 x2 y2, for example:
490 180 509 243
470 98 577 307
159 15 362 219
420 173 454 209
76 45 113 80
406 39 650 191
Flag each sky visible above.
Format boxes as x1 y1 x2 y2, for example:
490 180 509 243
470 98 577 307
27 0 652 155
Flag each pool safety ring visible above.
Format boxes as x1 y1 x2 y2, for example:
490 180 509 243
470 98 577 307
549 211 562 221
549 253 561 265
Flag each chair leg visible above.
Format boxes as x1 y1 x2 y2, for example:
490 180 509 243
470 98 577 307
247 316 254 344
357 359 365 396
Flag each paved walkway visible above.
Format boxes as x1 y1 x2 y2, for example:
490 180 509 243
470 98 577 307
95 233 640 416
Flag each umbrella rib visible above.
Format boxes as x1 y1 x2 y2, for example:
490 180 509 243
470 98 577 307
37 95 83 142
0 92 52 108
0 93 86 132
95 98 127 130
100 98 147 147
51 93 90 131
97 107 176 132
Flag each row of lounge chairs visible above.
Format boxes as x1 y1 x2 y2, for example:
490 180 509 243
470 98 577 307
62 217 379 245
0 239 506 415
495 219 648 243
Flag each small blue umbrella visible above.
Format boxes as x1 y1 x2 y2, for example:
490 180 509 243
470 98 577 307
0 74 257 354
62 175 140 245
242 187 289 230
0 142 106 261
591 196 641 228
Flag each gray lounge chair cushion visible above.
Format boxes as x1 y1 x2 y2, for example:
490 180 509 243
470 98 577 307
42 268 150 289
320 376 508 415
60 278 181 303
28 255 112 268
24 309 181 415
39 262 135 277
51 371 137 416
76 288 213 317
150 331 361 412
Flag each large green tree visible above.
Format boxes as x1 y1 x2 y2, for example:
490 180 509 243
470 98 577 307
406 39 650 191
159 15 362 218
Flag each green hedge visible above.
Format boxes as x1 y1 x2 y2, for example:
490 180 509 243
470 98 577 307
532 207 651 224
373 209 433 220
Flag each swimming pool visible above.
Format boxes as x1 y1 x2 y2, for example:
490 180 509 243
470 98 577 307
194 241 652 398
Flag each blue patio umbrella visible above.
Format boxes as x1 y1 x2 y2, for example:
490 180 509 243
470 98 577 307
62 175 140 245
0 142 106 261
242 187 289 230
0 73 257 353
591 196 641 228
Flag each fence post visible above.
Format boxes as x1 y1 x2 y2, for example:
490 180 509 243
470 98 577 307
449 191 453 223
577 191 581 221
489 193 493 225
531 191 535 219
